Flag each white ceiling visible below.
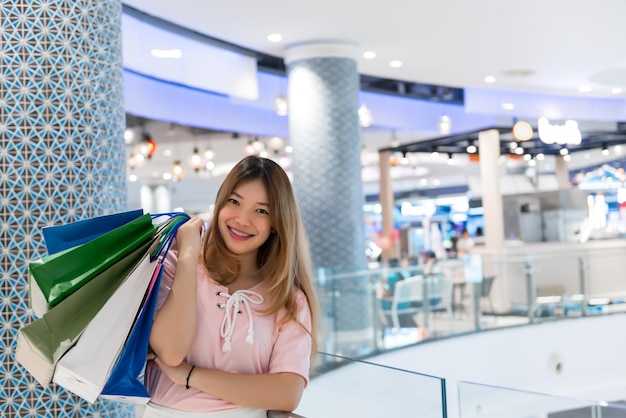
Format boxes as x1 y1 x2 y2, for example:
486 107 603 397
121 0 626 210
123 0 626 97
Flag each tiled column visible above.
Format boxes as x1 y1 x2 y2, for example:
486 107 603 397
0 2 129 416
285 41 372 353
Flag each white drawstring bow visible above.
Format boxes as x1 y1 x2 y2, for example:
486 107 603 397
219 289 264 352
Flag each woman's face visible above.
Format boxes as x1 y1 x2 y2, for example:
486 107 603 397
218 179 273 258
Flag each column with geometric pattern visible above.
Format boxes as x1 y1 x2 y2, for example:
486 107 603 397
285 41 372 354
0 1 130 416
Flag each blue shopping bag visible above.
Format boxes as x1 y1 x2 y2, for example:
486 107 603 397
43 209 144 255
100 261 164 403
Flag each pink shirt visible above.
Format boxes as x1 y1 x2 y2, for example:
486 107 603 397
147 249 312 412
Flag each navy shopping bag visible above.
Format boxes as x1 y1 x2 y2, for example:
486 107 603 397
43 209 144 255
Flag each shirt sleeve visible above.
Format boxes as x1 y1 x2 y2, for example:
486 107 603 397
155 246 178 311
268 290 313 386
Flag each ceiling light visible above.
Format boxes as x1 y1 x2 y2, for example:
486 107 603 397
190 147 202 172
536 153 545 160
358 104 373 127
559 147 569 155
611 87 622 94
438 115 452 135
267 136 285 153
514 146 524 155
274 95 288 116
162 172 172 181
512 121 534 141
501 103 515 110
363 51 376 59
267 33 282 42
124 128 135 144
171 160 184 181
129 174 137 182
579 85 592 93
150 49 182 59
389 60 402 68
601 144 610 156
484 75 496 83
466 142 477 153
563 154 571 161
139 133 157 159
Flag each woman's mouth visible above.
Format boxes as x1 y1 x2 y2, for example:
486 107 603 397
228 226 252 240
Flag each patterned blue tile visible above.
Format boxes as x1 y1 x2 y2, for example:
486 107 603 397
1 1 131 416
287 54 372 337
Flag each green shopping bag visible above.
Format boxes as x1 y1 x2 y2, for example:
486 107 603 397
15 239 155 387
28 213 157 317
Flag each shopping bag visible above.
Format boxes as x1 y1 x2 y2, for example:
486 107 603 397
100 214 188 403
52 251 160 403
52 214 189 404
42 209 144 255
14 240 154 387
29 213 157 317
100 261 164 403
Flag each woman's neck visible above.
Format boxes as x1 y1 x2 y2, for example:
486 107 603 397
228 253 263 293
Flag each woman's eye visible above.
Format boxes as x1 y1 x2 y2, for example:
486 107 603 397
257 208 269 215
228 198 239 205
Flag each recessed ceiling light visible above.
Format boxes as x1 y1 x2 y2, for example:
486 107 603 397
612 87 622 94
484 75 496 83
389 60 402 68
151 49 182 59
363 51 376 59
501 103 515 110
267 33 282 42
579 85 592 92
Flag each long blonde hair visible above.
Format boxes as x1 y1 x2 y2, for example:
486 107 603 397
202 156 319 363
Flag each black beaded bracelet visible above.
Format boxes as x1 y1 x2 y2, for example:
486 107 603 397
185 365 195 390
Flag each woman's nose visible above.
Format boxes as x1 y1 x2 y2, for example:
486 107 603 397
235 212 251 225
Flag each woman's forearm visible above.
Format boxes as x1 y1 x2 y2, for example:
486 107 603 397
150 253 198 365
189 368 305 412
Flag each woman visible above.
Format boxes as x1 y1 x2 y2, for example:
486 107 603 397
145 156 320 417
455 228 474 256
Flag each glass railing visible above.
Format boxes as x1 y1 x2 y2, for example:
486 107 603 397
458 381 626 418
295 352 447 418
299 244 626 417
314 244 626 359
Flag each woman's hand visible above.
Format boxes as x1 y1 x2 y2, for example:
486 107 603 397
176 217 205 260
153 357 193 387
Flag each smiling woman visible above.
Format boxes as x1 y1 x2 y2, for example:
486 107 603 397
145 156 321 417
